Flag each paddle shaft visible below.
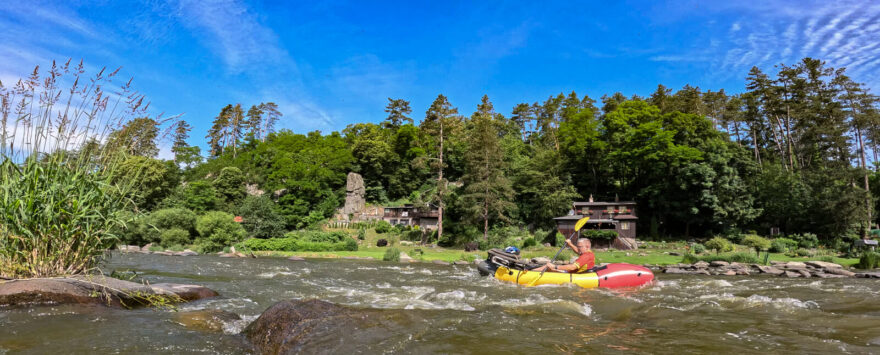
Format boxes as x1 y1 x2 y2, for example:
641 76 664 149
532 229 579 281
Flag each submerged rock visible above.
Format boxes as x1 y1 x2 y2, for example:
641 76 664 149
174 309 241 333
856 272 880 279
244 299 370 354
823 268 856 277
453 260 469 265
431 260 450 266
0 275 218 308
287 256 305 261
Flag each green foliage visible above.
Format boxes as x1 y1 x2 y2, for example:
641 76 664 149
581 230 618 240
769 238 798 253
786 248 815 257
858 252 880 269
383 247 401 262
112 156 179 210
213 167 246 208
149 208 197 236
741 234 771 255
522 237 537 249
195 211 246 252
159 228 192 248
117 211 152 246
237 196 286 238
241 234 357 252
357 228 366 240
690 243 706 254
375 220 392 234
789 233 819 249
681 252 759 264
487 226 530 250
705 237 734 254
283 230 348 243
179 181 218 212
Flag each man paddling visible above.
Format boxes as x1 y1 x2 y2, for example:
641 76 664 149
532 238 595 273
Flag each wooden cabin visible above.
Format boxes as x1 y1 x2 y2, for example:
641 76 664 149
383 204 440 231
554 197 638 250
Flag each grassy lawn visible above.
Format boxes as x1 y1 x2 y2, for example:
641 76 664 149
252 227 860 267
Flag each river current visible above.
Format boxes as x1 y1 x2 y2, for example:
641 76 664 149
2 253 880 354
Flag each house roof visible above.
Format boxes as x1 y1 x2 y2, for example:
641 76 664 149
573 201 637 206
613 215 638 220
553 215 617 224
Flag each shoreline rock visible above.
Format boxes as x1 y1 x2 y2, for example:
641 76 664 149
657 260 870 279
0 275 218 308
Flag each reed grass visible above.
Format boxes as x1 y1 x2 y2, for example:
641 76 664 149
0 60 162 278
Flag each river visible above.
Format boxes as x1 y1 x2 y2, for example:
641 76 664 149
2 253 880 354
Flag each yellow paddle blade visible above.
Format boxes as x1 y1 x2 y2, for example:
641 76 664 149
574 216 591 231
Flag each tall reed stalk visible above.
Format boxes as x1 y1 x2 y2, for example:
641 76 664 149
0 60 155 278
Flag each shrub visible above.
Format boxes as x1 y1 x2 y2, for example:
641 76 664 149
357 228 366 240
788 248 814 257
117 211 152 246
283 230 347 243
769 238 798 253
375 220 392 234
681 252 759 264
741 235 771 256
555 232 565 248
377 239 388 247
790 233 819 249
705 237 734 254
149 208 197 234
690 243 706 254
464 242 479 252
580 230 618 240
237 196 286 239
344 237 358 251
858 252 880 269
522 237 537 249
195 211 247 252
159 228 191 247
241 237 357 252
383 247 401 262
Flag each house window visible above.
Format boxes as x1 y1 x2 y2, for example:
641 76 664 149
621 222 630 230
391 219 398 225
402 211 408 217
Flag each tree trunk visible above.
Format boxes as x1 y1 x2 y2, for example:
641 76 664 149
437 120 444 243
858 126 872 232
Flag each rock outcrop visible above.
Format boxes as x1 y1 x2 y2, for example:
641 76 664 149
0 275 218 308
342 172 366 216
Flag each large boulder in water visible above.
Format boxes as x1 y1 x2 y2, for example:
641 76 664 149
245 299 396 354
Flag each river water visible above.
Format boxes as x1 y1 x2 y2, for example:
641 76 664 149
2 253 880 354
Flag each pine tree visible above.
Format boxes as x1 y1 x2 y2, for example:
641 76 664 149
420 94 460 243
382 98 413 129
461 95 515 240
172 120 190 158
207 105 231 157
259 102 282 141
246 105 263 143
228 104 245 158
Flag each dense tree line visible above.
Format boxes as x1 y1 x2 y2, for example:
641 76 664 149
115 58 879 247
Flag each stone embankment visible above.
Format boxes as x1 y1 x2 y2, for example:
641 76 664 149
658 260 878 279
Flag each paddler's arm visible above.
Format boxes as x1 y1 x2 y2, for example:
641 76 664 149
549 263 579 272
564 238 578 252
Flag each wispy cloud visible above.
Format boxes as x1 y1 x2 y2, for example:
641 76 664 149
650 1 880 87
174 0 293 75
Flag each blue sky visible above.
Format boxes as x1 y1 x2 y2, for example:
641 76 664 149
2 0 879 158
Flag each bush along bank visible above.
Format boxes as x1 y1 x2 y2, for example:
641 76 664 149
238 231 358 252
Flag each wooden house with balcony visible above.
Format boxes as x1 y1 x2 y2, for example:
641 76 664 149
383 204 440 231
554 196 638 250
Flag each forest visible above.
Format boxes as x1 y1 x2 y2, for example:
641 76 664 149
111 57 880 250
